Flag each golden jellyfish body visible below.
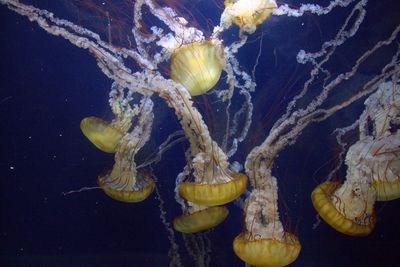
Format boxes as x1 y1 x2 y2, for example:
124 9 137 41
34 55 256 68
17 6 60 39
80 116 123 153
170 41 223 96
233 232 301 267
178 172 247 206
311 182 376 236
173 206 229 233
98 168 155 203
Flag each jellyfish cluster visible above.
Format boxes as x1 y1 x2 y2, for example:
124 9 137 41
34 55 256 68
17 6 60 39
1 0 399 266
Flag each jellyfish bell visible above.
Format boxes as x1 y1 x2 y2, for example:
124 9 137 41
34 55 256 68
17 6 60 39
98 166 155 203
311 181 376 236
80 116 123 153
173 205 229 234
233 231 301 267
178 172 247 206
222 0 277 34
170 40 224 96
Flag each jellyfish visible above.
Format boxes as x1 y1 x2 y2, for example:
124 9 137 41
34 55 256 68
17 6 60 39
221 0 277 34
98 142 155 203
178 172 247 206
170 41 223 96
173 205 229 234
98 149 155 203
97 91 156 203
311 137 377 236
233 159 301 267
312 80 400 235
80 116 123 153
80 83 139 153
64 83 156 203
173 162 235 234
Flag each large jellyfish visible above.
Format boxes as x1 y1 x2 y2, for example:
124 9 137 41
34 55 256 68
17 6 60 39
311 139 377 236
312 79 400 235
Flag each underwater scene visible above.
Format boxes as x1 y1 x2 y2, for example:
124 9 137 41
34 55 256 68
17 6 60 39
0 0 399 266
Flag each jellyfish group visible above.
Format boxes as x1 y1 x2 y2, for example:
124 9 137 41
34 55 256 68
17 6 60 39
2 0 400 266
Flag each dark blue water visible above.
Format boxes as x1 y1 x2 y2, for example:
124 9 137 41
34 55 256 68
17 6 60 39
0 1 399 266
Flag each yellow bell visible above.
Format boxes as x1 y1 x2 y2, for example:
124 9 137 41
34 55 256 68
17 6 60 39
311 182 375 236
173 206 229 233
233 231 301 267
170 41 223 96
178 173 247 206
98 169 155 203
80 116 123 153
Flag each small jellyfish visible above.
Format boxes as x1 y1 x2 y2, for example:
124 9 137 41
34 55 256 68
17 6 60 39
173 206 229 233
98 167 155 203
80 116 123 153
222 0 277 34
